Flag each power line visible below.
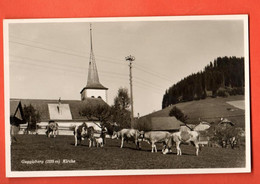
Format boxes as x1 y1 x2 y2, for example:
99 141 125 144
134 76 167 89
10 55 127 76
133 84 163 95
11 60 163 97
10 40 89 59
9 39 174 89
9 37 126 66
10 38 173 82
10 55 166 91
134 65 173 82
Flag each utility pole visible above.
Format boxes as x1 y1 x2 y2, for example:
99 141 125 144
125 55 135 128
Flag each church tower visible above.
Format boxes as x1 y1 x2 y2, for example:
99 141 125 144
80 24 108 102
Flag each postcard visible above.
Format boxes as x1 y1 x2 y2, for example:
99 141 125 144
4 15 250 177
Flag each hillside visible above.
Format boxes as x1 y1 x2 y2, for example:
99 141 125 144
145 95 245 128
162 56 244 108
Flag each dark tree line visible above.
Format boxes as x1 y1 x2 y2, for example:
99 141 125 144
162 56 244 109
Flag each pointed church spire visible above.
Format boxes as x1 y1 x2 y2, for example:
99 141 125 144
81 24 108 96
86 24 107 89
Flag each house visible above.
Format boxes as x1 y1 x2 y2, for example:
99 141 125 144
218 118 235 128
10 100 26 141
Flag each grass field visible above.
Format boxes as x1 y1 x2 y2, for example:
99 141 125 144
11 135 245 171
146 95 245 127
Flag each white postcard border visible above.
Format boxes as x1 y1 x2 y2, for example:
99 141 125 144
3 15 251 178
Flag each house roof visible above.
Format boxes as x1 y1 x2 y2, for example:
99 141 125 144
194 122 211 131
10 100 26 124
80 84 108 93
150 117 184 131
218 118 235 126
10 100 21 117
10 98 108 122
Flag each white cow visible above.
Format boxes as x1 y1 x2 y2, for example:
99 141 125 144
95 137 104 147
112 128 141 149
140 131 171 153
163 130 200 156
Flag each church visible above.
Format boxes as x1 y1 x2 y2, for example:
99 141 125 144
10 25 109 135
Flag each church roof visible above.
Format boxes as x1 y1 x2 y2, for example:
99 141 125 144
10 98 108 122
81 24 108 92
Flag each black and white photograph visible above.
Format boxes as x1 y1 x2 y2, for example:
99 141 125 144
4 15 250 177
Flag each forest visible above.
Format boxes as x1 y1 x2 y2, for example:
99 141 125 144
162 56 244 109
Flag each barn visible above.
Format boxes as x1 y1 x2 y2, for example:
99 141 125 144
150 116 184 132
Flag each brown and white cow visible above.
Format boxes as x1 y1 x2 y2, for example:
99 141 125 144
46 121 59 138
139 131 171 153
73 123 95 147
162 130 200 156
112 128 141 149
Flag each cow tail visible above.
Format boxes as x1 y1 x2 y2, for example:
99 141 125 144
73 126 77 136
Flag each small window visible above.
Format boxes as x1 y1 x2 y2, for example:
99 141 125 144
91 96 95 98
98 96 102 99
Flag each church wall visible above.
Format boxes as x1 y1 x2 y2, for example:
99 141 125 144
83 89 107 102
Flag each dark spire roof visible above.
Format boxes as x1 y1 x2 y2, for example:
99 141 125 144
83 24 107 91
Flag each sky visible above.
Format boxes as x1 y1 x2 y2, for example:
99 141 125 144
7 17 245 116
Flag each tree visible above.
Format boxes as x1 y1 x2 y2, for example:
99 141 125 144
111 88 131 128
162 56 245 106
79 104 111 123
114 88 130 110
23 104 41 131
169 106 188 123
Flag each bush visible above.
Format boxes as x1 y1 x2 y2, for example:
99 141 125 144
228 87 244 96
207 125 244 147
217 90 229 97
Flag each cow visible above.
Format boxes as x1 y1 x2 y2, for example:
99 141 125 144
162 130 200 156
100 125 108 145
10 124 20 143
104 122 120 137
73 122 95 147
95 137 104 147
222 136 239 149
229 136 238 149
139 131 171 153
46 121 59 138
112 128 141 149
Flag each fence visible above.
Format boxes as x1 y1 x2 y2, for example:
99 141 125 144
19 122 102 136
